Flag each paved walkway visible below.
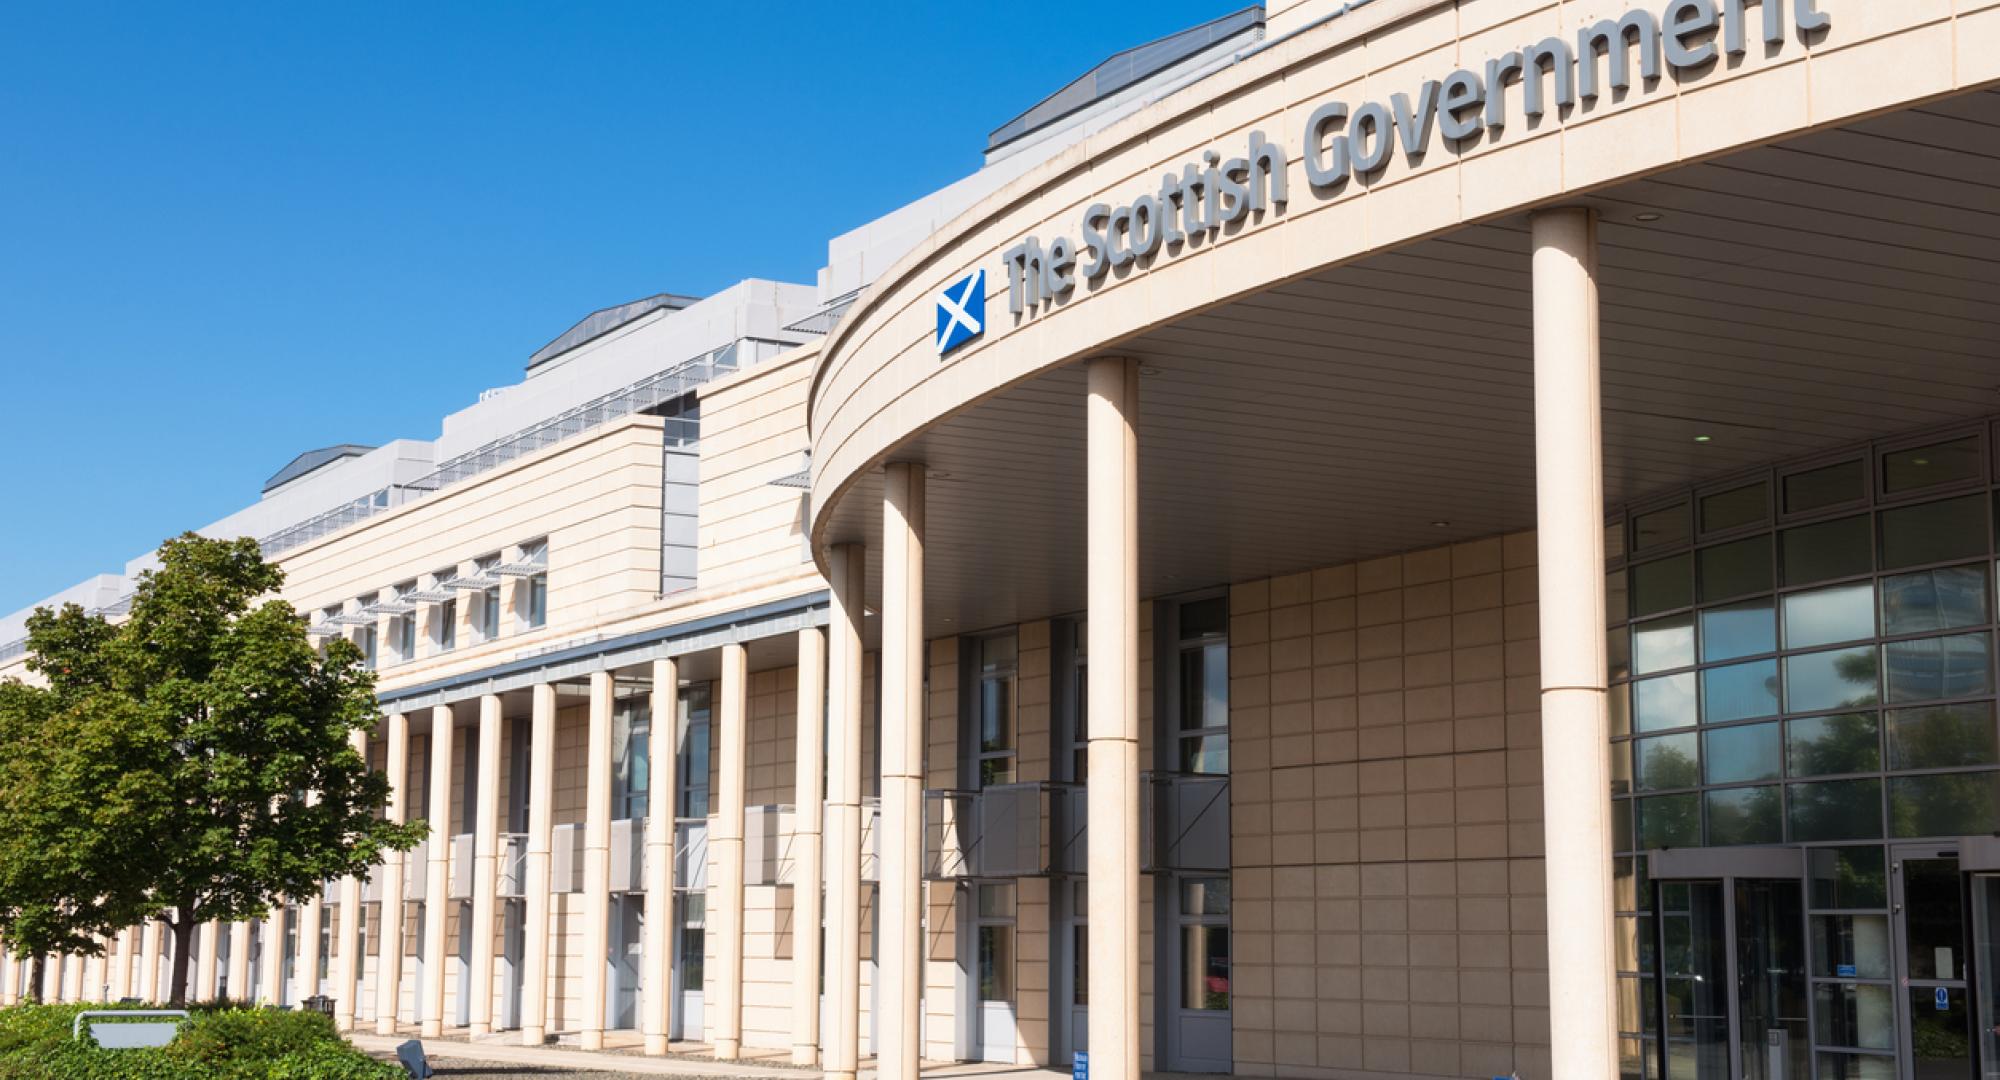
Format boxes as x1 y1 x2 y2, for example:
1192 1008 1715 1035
350 1033 1076 1080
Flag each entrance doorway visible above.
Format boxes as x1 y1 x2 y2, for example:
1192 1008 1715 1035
1647 843 2000 1079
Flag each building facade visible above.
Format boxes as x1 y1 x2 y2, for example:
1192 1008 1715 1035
7 1 2000 1079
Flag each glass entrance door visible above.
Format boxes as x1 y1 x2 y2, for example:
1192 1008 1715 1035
1891 846 1972 1080
1970 874 2000 1079
1654 876 1808 1079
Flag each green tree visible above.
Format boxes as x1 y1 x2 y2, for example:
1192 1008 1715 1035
0 533 425 1005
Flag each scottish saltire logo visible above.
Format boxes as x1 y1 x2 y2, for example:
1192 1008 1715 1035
935 268 985 356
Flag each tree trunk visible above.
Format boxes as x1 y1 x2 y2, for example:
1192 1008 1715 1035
24 955 44 1004
167 916 196 1006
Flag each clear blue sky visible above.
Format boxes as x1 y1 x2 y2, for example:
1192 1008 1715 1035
0 1 1230 616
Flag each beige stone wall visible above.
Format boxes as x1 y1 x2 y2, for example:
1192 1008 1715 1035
923 637 960 1063
697 348 815 589
1227 533 1549 1080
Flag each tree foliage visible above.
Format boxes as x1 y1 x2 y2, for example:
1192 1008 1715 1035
0 533 424 1005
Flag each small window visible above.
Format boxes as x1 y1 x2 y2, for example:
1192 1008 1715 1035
526 575 548 630
1880 494 1987 570
1781 516 1872 586
1699 536 1772 601
1633 503 1692 552
1176 598 1229 775
1882 435 1982 494
437 597 457 652
1631 555 1694 618
1700 482 1769 534
1783 460 1865 515
975 634 1018 787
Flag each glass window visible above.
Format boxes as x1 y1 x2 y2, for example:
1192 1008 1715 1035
479 585 501 639
1704 723 1780 784
1702 660 1778 724
978 924 1014 1003
1699 536 1772 601
1637 793 1700 848
1812 914 1891 978
1785 647 1879 713
1789 779 1883 843
1784 459 1865 515
1813 983 1896 1050
978 882 1016 919
1181 877 1231 915
1882 632 1993 705
1609 626 1632 681
1632 555 1693 617
1885 703 1998 770
977 635 1019 787
1634 673 1697 732
1815 1052 1896 1080
1180 925 1230 1010
1881 564 1988 635
1808 845 1888 909
1608 570 1629 623
1634 614 1695 674
1891 772 1999 838
1883 435 1982 493
1782 516 1872 586
1702 481 1769 533
1787 714 1881 777
527 575 547 629
1784 583 1876 649
1180 597 1227 638
1634 503 1691 552
437 598 457 651
1881 494 1987 570
1609 683 1632 738
1701 598 1775 662
1705 786 1781 846
1636 733 1699 792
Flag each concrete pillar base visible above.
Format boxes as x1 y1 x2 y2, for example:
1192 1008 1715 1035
715 1038 741 1060
421 1021 442 1039
644 1034 668 1055
580 1031 604 1052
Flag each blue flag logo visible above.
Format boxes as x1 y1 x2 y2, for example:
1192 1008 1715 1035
935 268 985 356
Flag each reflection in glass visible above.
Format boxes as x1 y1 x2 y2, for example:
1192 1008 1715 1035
1812 982 1895 1050
1902 858 1965 980
1886 703 1998 770
1180 926 1230 1010
1702 660 1778 724
1701 598 1775 663
1636 673 1698 732
1789 779 1883 843
1783 460 1864 515
1732 879 1807 1079
1609 570 1629 624
1906 985 1972 1078
1705 786 1780 846
1882 632 1993 705
1700 535 1773 601
1610 683 1633 738
1610 626 1633 681
1787 714 1881 777
1880 564 1989 635
1181 877 1231 916
1890 772 2000 838
1636 734 1699 792
1785 647 1878 713
1809 846 1888 909
1883 436 1982 492
1812 914 1890 979
1783 583 1875 649
1781 515 1871 586
1702 481 1769 533
1634 614 1696 674
1880 494 1988 570
978 925 1014 1002
1813 1053 1895 1080
1633 555 1694 618
1638 793 1701 848
1704 722 1780 784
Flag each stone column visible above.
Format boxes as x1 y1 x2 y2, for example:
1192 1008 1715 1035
137 920 162 1002
260 908 285 1006
299 891 325 1003
196 921 220 1002
578 671 614 1050
822 544 866 1080
1085 357 1141 1080
421 704 456 1036
375 712 410 1034
227 922 251 1004
642 659 679 1055
61 954 82 1002
880 462 925 1080
468 693 503 1035
106 929 132 1002
712 642 750 1059
520 684 557 1046
334 729 368 1030
791 628 828 1066
1531 206 1619 1080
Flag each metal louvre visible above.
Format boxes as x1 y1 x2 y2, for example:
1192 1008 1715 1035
399 587 456 604
491 561 546 577
359 600 416 616
443 574 501 592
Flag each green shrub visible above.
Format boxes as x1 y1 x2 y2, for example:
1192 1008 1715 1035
0 1002 399 1080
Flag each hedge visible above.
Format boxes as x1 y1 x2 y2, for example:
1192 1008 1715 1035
0 1002 402 1079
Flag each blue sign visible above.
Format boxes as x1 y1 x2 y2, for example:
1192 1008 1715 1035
1836 964 1856 977
1073 1050 1088 1080
935 268 986 356
1937 987 1951 1011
